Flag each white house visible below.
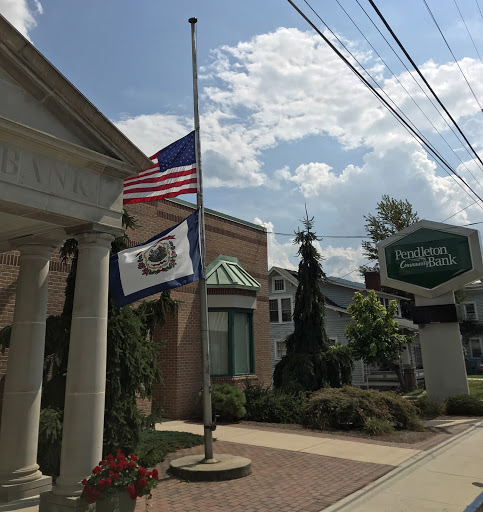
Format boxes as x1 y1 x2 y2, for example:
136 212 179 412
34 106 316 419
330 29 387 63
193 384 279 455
269 267 423 389
459 280 483 373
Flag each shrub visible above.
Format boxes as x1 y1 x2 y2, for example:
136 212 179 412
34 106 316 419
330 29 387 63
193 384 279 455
362 418 394 435
38 407 63 478
415 396 445 418
211 384 246 422
379 393 424 431
244 381 307 424
445 395 483 416
302 386 422 431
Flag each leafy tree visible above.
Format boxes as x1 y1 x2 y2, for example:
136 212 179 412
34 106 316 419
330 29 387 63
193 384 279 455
360 195 419 272
273 213 353 392
345 291 413 391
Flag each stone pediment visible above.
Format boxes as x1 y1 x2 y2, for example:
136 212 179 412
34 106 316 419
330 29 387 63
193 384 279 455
0 14 150 171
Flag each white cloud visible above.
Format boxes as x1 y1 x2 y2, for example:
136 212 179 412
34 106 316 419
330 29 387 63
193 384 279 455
113 27 483 239
0 0 42 40
253 218 297 270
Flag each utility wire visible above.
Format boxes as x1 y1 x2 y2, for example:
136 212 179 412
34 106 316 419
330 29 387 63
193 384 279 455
367 0 483 169
453 0 483 66
422 0 483 111
286 0 483 208
477 0 483 22
442 198 480 222
332 0 483 190
355 0 483 175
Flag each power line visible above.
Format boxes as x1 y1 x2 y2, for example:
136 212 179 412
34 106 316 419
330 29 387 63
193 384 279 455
331 0 483 191
422 0 483 111
367 0 483 169
477 0 483 23
442 199 480 222
453 0 483 66
354 0 483 175
286 0 483 208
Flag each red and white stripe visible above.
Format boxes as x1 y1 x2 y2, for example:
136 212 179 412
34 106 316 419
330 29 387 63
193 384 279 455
123 159 197 205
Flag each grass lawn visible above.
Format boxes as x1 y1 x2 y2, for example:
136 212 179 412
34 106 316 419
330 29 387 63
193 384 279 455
136 430 204 468
469 379 483 399
468 374 483 379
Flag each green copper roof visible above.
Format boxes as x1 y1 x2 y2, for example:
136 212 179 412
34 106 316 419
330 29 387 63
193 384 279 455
205 255 261 291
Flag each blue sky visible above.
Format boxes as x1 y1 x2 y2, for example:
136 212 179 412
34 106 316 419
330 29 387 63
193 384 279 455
2 0 483 281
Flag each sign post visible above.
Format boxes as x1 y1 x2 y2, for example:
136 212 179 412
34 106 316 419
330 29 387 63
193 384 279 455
378 220 483 402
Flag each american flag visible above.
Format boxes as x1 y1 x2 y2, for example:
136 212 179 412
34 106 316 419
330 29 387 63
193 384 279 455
123 131 198 204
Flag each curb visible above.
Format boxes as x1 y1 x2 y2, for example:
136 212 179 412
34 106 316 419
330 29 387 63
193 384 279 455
321 420 483 512
464 490 483 512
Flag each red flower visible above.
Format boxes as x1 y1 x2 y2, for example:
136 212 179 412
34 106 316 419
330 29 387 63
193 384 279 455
127 484 138 500
109 462 118 471
109 471 119 480
138 477 147 489
106 454 114 462
81 478 87 485
137 467 147 476
127 461 136 469
129 454 139 462
100 460 108 466
116 453 126 461
116 449 122 453
92 466 102 475
152 469 159 480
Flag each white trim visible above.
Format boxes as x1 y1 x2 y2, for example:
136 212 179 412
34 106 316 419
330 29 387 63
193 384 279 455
463 302 478 321
269 295 293 323
273 277 286 293
468 337 483 358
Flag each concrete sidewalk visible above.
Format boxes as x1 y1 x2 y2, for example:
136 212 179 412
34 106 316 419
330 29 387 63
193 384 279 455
159 420 421 466
1 418 480 512
323 420 483 512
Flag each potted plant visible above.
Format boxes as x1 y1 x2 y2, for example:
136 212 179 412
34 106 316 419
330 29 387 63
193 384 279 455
81 450 159 511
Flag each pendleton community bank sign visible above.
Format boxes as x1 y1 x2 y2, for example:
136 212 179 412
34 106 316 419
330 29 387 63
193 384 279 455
378 220 483 298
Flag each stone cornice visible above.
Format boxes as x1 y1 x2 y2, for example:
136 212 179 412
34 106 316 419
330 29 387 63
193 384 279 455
0 116 137 180
0 14 152 172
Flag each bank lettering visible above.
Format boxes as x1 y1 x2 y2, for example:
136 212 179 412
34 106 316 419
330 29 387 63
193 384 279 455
394 245 457 269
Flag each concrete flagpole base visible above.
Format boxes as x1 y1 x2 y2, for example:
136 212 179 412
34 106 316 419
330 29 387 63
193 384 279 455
168 454 251 482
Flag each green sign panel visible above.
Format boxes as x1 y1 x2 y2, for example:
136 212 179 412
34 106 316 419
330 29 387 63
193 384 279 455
385 228 473 289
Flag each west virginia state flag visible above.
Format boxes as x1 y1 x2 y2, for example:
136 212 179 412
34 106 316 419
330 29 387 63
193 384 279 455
109 209 203 307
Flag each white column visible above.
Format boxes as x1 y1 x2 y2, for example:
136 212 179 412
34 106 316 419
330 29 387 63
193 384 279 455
0 244 55 501
415 292 469 402
52 231 113 498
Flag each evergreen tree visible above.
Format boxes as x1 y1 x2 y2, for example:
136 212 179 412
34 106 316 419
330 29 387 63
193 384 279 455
273 212 352 392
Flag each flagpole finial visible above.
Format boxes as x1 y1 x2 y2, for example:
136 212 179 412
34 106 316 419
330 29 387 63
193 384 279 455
189 17 197 24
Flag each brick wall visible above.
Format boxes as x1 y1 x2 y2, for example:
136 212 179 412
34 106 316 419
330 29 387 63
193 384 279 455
0 198 270 420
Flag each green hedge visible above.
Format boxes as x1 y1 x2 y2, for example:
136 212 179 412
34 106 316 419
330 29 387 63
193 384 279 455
445 395 483 416
302 386 423 432
244 382 307 424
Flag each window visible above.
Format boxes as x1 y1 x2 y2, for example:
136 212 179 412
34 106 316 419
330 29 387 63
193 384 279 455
269 299 278 323
269 297 292 323
281 298 291 322
274 278 285 292
378 296 400 317
469 338 483 358
208 309 254 376
464 303 478 321
276 340 286 359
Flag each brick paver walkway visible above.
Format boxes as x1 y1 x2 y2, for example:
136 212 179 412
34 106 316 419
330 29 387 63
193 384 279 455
135 441 393 512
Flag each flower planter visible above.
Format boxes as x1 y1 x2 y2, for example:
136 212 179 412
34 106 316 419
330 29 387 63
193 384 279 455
95 492 136 512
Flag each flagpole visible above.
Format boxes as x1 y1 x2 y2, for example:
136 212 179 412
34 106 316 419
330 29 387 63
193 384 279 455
189 16 215 463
